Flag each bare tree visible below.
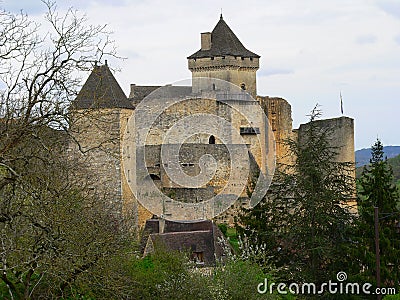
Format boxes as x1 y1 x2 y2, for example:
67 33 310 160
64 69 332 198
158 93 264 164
0 0 116 176
0 2 134 299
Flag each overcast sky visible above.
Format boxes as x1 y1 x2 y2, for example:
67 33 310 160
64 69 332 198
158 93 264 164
2 0 400 150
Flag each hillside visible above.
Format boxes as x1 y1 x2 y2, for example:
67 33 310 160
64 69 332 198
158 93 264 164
356 154 400 186
390 154 400 182
355 146 400 167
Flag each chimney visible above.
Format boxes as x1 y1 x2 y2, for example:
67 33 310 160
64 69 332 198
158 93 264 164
129 83 136 98
201 32 211 50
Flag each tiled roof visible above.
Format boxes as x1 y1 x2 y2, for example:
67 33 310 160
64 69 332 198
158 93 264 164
72 63 133 109
150 231 215 262
164 219 213 232
141 219 228 266
188 15 260 59
129 85 192 107
129 85 160 103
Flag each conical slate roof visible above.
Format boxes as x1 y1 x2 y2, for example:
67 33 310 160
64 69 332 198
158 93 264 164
188 15 260 59
73 62 133 109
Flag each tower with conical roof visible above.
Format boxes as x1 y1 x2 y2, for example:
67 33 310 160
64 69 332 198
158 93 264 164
70 62 140 224
188 15 260 98
73 61 133 110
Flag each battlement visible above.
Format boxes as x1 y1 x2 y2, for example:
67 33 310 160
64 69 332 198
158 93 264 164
188 56 259 71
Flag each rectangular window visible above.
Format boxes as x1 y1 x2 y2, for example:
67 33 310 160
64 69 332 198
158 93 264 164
240 127 260 135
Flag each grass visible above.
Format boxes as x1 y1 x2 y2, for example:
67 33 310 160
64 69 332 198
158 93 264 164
226 227 240 253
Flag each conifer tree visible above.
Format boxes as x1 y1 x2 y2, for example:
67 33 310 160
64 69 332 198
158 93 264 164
237 106 356 285
357 139 400 289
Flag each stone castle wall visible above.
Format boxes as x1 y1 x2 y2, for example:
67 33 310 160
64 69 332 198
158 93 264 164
70 108 152 226
70 98 355 228
297 116 356 209
139 96 265 177
258 96 294 166
70 109 123 214
124 141 257 221
297 116 355 164
189 56 259 98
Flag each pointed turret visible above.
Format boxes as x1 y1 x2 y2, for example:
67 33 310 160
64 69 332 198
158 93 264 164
188 15 260 97
188 14 259 59
73 62 133 109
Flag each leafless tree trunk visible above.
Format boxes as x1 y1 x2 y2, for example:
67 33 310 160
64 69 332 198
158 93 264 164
0 2 133 299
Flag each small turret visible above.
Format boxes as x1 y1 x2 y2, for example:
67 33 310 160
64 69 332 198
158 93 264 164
188 15 260 97
72 62 133 110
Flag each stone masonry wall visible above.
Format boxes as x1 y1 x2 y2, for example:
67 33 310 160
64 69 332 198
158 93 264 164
189 56 259 98
258 96 293 166
297 116 355 165
297 116 356 209
188 56 259 98
70 109 123 217
69 108 152 226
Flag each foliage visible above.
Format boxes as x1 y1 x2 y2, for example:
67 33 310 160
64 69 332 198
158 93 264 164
212 259 281 300
384 294 400 300
218 223 228 235
82 243 285 300
225 227 239 253
90 246 211 300
0 128 132 299
388 154 400 181
218 224 240 253
357 153 400 183
0 2 128 299
356 139 400 290
237 106 356 286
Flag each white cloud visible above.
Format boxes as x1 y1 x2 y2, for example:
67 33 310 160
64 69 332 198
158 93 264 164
1 0 46 14
376 0 400 19
395 34 400 45
355 34 377 44
259 68 294 77
2 0 399 149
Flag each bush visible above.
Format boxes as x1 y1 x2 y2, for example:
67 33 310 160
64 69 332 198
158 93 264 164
218 223 228 236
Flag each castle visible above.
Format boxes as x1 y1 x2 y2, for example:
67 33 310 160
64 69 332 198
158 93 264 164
70 15 355 230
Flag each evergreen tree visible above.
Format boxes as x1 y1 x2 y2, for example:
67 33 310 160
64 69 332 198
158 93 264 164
237 106 356 285
357 139 400 289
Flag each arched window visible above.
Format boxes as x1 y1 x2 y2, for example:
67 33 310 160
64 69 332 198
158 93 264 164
209 135 215 144
212 83 216 90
